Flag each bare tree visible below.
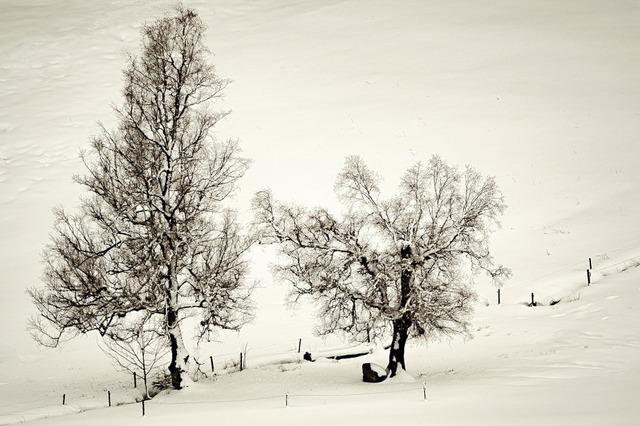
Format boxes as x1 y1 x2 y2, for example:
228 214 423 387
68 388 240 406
100 315 169 399
254 155 509 377
29 7 254 390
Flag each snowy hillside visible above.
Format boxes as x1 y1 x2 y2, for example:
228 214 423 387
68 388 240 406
1 0 639 424
2 257 639 425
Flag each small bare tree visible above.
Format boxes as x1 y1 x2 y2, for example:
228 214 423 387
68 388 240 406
100 315 169 399
254 155 509 376
29 7 254 390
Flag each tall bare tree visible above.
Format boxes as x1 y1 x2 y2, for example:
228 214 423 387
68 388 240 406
29 7 253 389
254 155 509 376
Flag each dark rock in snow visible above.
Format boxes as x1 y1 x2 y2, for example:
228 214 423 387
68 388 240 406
362 362 388 383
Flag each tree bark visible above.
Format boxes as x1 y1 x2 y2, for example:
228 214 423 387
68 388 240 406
387 315 411 377
167 305 189 389
166 238 189 389
387 243 413 377
164 212 191 389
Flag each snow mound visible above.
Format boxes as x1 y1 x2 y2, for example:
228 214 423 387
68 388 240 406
389 369 416 384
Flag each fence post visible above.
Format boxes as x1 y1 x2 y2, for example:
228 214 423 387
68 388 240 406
587 269 591 285
589 257 592 270
141 399 145 416
108 390 111 407
285 393 288 407
423 382 427 401
62 394 66 405
497 289 501 305
297 338 302 353
210 355 214 373
133 372 137 388
531 292 535 306
240 352 243 371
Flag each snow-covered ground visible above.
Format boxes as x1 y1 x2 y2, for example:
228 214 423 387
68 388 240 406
1 0 639 424
3 258 639 425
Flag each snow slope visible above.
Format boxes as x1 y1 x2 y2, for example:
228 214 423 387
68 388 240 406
1 0 639 424
3 257 639 425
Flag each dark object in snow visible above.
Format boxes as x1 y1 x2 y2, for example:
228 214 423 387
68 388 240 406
362 363 388 383
327 350 371 360
304 348 371 362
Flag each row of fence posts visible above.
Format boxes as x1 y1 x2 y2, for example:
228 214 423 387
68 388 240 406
61 338 430 416
62 336 320 408
63 367 429 417
497 257 594 306
140 382 427 415
59 371 151 413
61 390 112 408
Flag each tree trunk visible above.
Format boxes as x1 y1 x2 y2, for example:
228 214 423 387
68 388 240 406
164 228 190 390
387 315 411 377
143 370 149 400
167 305 189 389
387 243 413 377
141 348 149 399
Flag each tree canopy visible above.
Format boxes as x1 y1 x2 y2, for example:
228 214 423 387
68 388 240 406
254 155 509 375
29 7 253 389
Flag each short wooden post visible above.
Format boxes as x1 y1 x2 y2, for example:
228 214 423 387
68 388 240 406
589 257 593 270
497 288 501 305
141 399 145 416
285 393 288 407
108 390 111 407
62 394 66 405
133 372 137 388
297 338 302 353
587 269 591 285
210 355 214 373
531 292 535 306
239 352 243 371
423 383 427 400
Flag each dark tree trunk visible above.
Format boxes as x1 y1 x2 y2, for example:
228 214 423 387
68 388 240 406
387 243 413 377
387 315 411 376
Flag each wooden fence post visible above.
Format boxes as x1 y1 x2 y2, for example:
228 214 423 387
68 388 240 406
497 288 501 305
108 390 111 407
587 269 591 285
210 355 214 373
285 393 288 407
62 394 66 405
240 352 243 371
589 257 593 270
297 338 302 353
531 292 535 306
